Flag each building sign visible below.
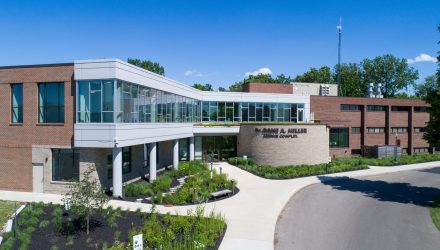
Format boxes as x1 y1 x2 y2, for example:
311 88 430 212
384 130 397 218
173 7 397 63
133 234 143 250
254 127 307 139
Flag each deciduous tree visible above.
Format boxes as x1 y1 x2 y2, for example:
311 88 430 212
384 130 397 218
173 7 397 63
127 58 165 76
423 25 440 149
192 83 213 91
293 66 333 83
64 164 110 235
360 54 418 98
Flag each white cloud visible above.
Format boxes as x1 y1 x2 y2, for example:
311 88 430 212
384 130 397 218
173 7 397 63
407 53 438 64
184 69 203 77
245 67 272 76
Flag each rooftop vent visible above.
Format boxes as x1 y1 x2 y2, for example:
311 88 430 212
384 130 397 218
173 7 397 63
368 83 383 98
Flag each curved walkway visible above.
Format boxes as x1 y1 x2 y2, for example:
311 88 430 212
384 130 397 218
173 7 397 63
0 161 439 250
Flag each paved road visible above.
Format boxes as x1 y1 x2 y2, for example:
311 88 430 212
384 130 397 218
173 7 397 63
275 166 440 250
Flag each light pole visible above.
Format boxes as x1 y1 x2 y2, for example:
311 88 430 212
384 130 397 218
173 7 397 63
394 132 398 161
337 17 342 96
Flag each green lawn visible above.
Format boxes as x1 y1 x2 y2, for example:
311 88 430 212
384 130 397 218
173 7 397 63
430 196 440 231
0 200 19 235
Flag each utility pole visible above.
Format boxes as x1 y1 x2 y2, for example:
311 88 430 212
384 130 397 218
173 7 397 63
337 17 342 96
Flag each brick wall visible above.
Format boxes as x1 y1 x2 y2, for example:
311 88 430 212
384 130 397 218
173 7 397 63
0 64 74 191
311 96 430 157
242 82 293 94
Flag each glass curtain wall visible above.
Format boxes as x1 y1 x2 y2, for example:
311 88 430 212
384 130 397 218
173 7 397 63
77 79 306 124
78 80 200 123
201 102 305 123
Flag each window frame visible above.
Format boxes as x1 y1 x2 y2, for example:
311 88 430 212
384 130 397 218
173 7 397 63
329 127 349 148
11 83 23 124
341 104 361 111
51 148 80 182
38 82 65 123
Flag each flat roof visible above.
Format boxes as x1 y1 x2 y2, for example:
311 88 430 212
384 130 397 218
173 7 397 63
0 62 73 69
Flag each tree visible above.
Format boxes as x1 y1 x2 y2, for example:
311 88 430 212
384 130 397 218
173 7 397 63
227 73 293 92
192 83 213 91
274 74 293 84
218 87 227 92
333 63 366 97
229 81 244 92
127 58 165 76
423 25 440 149
360 54 418 98
293 66 333 83
64 165 110 235
245 73 277 83
415 75 437 99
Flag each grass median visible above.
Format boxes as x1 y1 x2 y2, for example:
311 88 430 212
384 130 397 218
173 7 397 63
430 196 440 231
0 200 20 236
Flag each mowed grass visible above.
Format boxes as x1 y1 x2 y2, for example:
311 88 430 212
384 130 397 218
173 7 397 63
0 200 19 234
430 196 440 231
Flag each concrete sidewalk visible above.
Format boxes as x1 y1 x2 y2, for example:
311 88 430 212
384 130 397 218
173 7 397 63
0 161 439 250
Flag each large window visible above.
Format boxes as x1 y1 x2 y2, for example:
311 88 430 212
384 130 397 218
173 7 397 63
414 127 426 133
122 147 131 174
367 105 386 111
391 106 409 112
391 127 407 134
11 83 23 123
341 104 361 111
414 106 427 112
367 127 385 133
329 128 349 148
39 82 64 123
76 79 305 124
352 127 361 134
52 149 79 182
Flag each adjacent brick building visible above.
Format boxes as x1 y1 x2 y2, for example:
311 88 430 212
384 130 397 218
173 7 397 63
0 64 75 191
311 96 431 158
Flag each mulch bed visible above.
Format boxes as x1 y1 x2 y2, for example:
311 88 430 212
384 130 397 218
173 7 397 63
7 206 225 250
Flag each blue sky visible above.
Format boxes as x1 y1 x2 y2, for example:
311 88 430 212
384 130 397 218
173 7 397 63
0 0 438 90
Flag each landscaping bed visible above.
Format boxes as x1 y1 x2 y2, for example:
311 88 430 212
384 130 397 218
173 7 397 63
430 195 440 231
348 153 440 166
123 161 238 205
0 201 19 235
228 154 440 179
228 157 369 179
0 202 226 250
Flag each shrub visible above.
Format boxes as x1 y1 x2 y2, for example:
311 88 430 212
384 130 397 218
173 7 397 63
125 181 152 197
178 161 208 176
39 220 50 229
152 176 172 193
230 156 368 179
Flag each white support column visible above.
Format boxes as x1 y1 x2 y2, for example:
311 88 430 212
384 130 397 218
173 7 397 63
189 137 195 161
112 147 123 198
148 142 157 182
173 139 179 169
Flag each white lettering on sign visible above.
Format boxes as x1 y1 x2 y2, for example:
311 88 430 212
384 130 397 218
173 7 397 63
133 234 143 250
255 127 308 139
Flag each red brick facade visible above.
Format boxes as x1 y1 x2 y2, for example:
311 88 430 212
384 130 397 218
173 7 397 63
243 82 293 94
0 64 75 191
311 96 430 158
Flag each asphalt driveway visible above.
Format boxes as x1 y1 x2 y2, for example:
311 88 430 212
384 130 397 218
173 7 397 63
275 166 440 250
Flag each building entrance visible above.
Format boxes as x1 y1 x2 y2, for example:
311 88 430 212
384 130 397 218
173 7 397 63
201 136 237 162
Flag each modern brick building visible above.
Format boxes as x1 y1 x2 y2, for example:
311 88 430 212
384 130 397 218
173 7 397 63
311 96 431 158
0 59 432 195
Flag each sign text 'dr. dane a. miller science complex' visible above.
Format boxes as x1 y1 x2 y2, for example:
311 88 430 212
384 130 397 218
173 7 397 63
254 127 307 139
